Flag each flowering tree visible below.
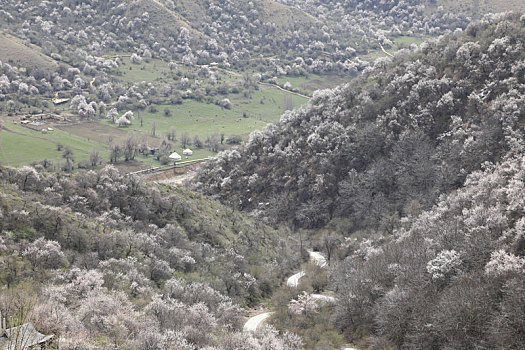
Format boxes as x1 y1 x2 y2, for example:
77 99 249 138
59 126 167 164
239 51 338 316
288 291 318 317
23 238 66 270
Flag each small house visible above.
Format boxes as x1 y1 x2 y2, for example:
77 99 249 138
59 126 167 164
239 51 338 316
183 148 193 156
169 152 182 162
52 98 70 106
0 321 56 349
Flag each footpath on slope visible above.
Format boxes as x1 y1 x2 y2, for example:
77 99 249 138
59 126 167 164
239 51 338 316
244 251 328 331
243 250 356 349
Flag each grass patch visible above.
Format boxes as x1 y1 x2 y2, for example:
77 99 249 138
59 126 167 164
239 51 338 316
111 101 268 139
0 124 108 166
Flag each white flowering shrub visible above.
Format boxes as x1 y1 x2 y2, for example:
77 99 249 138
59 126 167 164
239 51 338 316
485 250 525 276
426 250 462 280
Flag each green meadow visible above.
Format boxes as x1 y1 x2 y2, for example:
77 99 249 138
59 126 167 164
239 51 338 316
0 124 108 167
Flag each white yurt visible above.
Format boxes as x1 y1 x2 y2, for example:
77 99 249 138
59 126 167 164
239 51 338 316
183 148 193 156
169 152 182 162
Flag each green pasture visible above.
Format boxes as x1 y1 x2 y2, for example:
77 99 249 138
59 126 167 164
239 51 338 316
0 123 108 167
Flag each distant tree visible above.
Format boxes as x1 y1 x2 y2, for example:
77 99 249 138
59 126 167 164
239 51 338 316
143 49 152 60
122 111 134 121
98 102 107 117
207 133 220 153
157 138 172 163
106 108 118 123
220 98 232 109
89 149 101 167
17 166 40 191
62 147 74 163
151 121 157 137
109 144 121 163
130 53 142 64
7 100 15 112
123 134 138 161
289 291 318 317
116 116 131 127
168 127 177 141
181 132 189 148
193 135 203 149
322 233 342 266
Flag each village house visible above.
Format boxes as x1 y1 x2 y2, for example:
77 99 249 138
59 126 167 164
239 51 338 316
0 316 56 350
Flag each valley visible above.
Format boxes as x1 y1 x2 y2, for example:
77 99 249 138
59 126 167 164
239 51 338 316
0 1 524 349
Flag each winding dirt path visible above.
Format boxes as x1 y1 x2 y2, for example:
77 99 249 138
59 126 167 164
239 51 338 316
243 312 274 332
257 82 312 99
244 252 333 323
378 41 394 58
286 270 306 288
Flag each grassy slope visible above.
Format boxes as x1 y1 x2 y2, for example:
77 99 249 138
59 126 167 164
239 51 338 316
0 124 109 167
0 0 327 168
0 31 59 71
260 0 321 29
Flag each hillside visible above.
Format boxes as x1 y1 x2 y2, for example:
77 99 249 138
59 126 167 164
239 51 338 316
193 13 525 348
194 13 525 233
1 1 525 349
0 31 59 71
0 165 303 348
170 0 320 35
333 154 525 348
0 0 498 172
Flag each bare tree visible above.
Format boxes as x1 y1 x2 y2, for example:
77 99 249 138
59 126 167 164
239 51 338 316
168 127 177 141
181 132 189 148
322 233 342 266
109 144 121 163
123 134 138 161
193 135 203 149
89 149 101 167
151 121 157 137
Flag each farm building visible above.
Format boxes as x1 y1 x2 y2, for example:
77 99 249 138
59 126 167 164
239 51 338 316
0 321 56 349
52 97 70 105
183 148 193 156
169 152 182 162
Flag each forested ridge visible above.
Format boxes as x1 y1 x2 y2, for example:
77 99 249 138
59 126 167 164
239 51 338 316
333 153 525 348
195 13 525 233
